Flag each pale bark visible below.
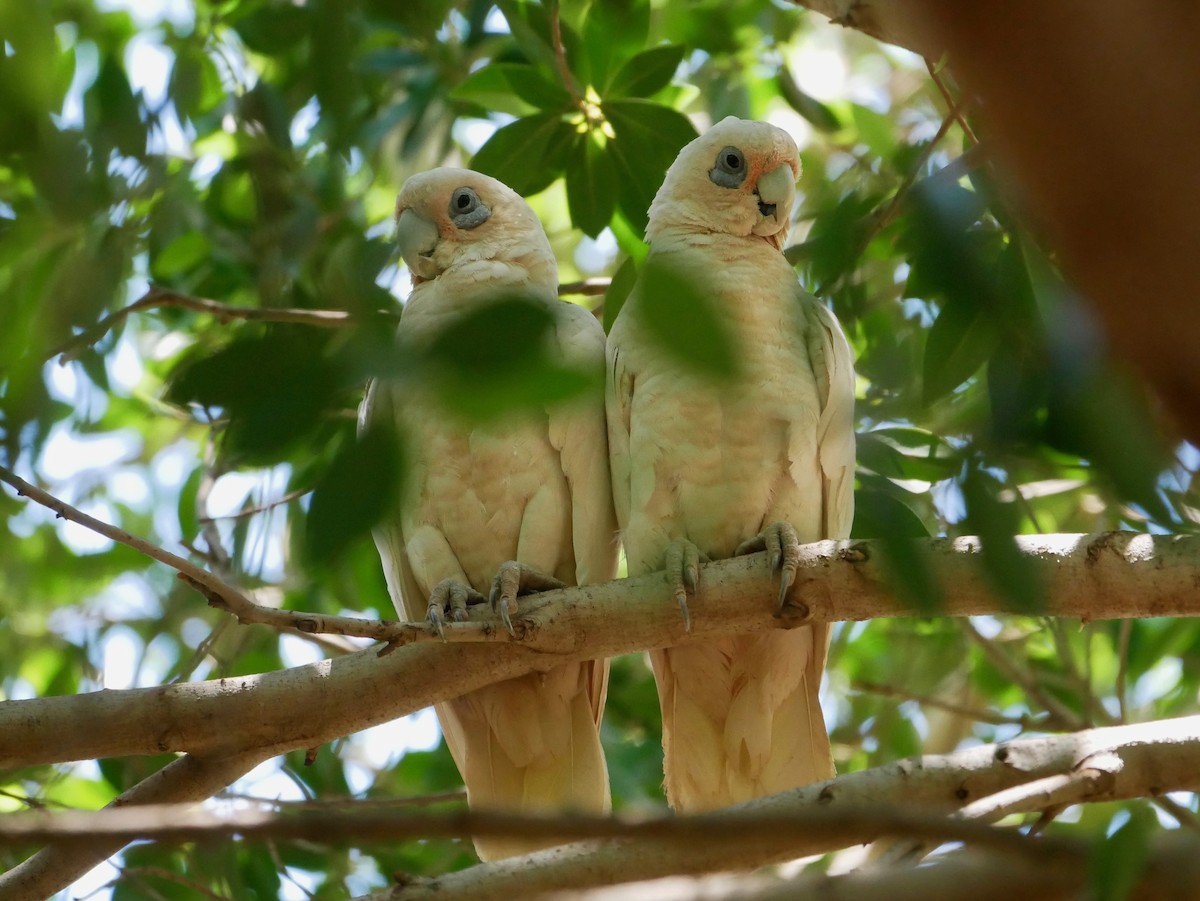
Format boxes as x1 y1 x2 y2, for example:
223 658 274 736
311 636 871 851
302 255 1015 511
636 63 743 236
360 716 1200 901
0 749 273 901
3 719 1199 900
790 0 942 58
539 836 1200 901
3 532 1199 772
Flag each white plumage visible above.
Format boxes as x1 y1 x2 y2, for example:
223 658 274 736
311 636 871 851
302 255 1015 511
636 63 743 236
363 168 617 858
606 118 856 810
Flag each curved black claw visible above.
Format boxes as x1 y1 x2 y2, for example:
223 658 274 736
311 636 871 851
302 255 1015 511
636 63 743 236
488 561 566 635
664 539 705 633
427 578 486 641
736 521 801 615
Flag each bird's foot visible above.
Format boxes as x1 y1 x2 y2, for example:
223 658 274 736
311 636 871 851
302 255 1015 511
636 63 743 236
664 538 707 633
427 578 487 640
488 561 566 635
735 521 801 615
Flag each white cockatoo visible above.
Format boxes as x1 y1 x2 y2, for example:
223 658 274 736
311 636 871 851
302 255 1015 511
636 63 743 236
362 168 617 859
606 117 856 811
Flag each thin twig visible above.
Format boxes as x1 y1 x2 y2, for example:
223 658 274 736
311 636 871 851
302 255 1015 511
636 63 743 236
852 679 1043 730
926 57 979 145
960 619 1086 731
197 486 311 523
558 277 611 297
1045 617 1106 727
0 465 245 605
53 286 361 362
178 574 496 648
869 751 1121 868
1154 794 1200 833
216 789 467 809
549 0 587 114
812 99 965 297
956 757 1119 823
0 801 1078 858
1116 619 1132 723
118 866 227 901
0 465 484 649
873 98 964 235
56 280 613 364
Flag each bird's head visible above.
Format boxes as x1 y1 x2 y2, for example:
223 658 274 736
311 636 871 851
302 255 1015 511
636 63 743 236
646 116 800 251
394 168 555 286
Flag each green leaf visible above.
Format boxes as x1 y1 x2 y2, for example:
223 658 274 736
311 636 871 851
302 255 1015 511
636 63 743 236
0 4 58 143
166 329 342 462
961 462 1045 612
905 182 1007 403
1090 807 1154 901
987 339 1048 445
450 63 570 116
233 4 310 56
603 256 638 334
602 99 698 235
177 465 202 543
852 481 931 539
855 433 907 480
582 0 650 88
312 1 357 139
470 111 575 196
426 296 554 376
850 103 895 156
800 190 879 289
151 232 212 280
496 0 575 73
565 134 618 237
922 293 1000 404
1047 365 1175 526
855 486 943 613
305 422 402 567
420 296 599 420
364 0 452 33
86 54 145 158
778 68 842 132
631 255 741 381
860 428 960 482
608 45 686 98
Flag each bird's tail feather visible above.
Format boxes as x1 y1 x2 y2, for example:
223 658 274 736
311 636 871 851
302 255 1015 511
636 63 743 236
440 662 610 861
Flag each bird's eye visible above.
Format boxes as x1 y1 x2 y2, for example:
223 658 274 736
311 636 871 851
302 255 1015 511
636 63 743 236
449 187 491 229
709 146 747 188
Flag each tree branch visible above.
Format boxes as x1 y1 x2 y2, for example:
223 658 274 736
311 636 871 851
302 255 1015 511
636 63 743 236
5 720 1199 901
353 716 1200 901
548 0 586 114
851 679 1041 729
960 619 1086 731
0 749 273 901
52 280 611 364
556 278 610 297
3 531 1200 770
785 0 942 59
0 800 1061 852
0 465 461 648
52 285 362 362
541 836 1200 901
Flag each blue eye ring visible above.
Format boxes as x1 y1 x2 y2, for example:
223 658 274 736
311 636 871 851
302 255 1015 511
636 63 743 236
449 187 490 229
709 146 747 188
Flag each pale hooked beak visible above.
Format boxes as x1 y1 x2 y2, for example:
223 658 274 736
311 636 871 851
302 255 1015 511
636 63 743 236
751 164 795 237
396 208 442 279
